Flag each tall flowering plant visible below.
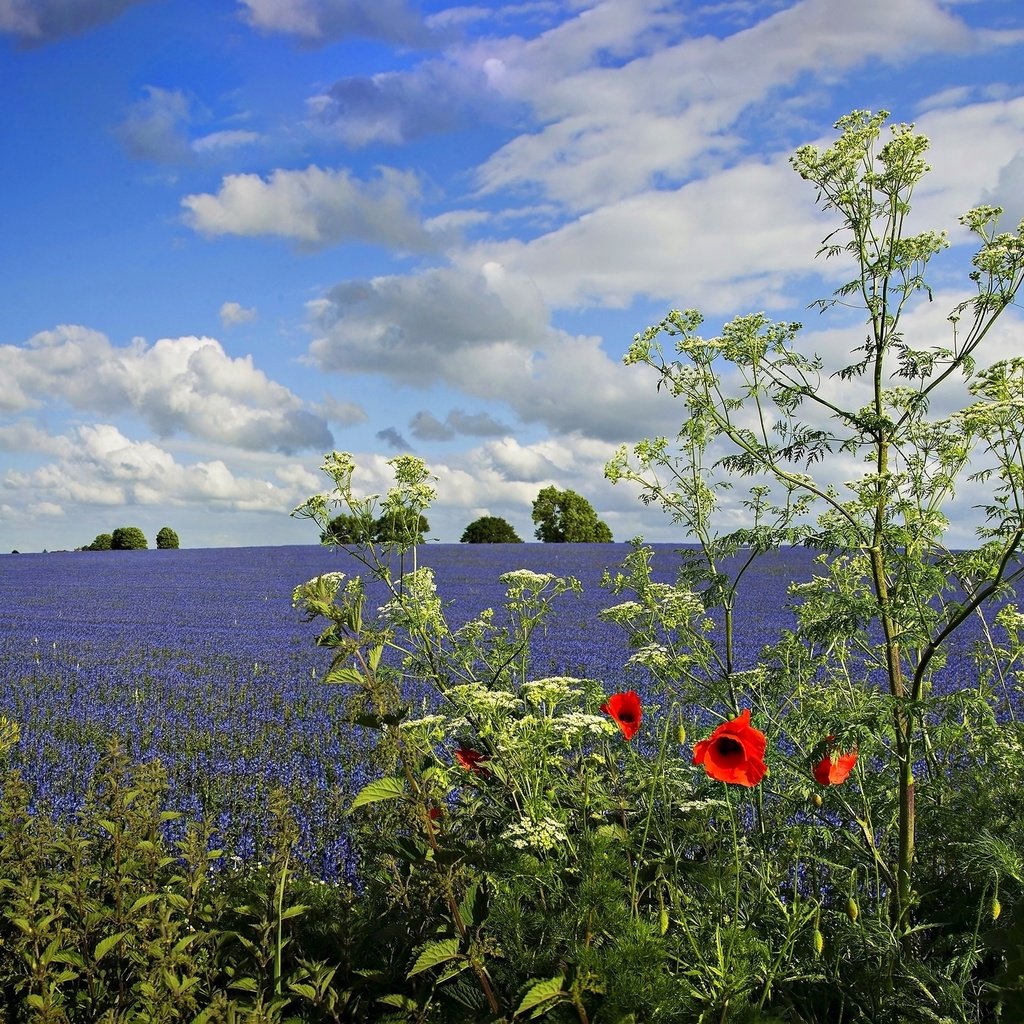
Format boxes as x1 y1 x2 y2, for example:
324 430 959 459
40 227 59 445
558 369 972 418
604 108 1024 1020
290 111 1024 1023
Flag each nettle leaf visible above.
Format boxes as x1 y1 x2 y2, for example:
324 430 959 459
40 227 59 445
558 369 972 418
516 974 566 1016
94 931 130 962
324 665 364 686
408 937 460 977
350 776 406 811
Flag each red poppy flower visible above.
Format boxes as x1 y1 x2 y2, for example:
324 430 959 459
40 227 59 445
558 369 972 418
692 709 767 787
427 806 443 821
600 690 643 740
454 744 490 777
813 737 858 786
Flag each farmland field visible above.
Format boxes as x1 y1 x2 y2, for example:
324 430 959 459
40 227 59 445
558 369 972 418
0 542 1006 878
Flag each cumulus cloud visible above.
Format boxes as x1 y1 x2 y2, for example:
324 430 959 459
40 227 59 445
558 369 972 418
0 0 150 45
220 301 258 327
182 165 435 250
983 148 1024 229
1 326 332 454
3 423 290 511
238 0 435 46
306 262 673 442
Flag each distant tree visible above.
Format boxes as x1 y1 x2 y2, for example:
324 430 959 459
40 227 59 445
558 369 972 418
111 526 148 550
85 533 113 551
321 512 375 546
373 509 430 545
156 526 180 549
532 486 613 543
461 516 523 543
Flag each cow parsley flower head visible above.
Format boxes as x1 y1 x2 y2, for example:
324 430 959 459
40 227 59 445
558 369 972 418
521 676 584 708
502 815 569 852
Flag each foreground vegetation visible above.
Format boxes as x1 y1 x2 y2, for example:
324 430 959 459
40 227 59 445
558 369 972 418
1 109 1024 1022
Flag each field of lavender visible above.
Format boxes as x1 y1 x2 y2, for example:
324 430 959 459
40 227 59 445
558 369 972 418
0 542 995 879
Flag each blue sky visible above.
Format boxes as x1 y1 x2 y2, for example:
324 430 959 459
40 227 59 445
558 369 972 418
2 0 1023 551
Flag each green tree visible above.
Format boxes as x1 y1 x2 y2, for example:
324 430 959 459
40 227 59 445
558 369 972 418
373 509 429 545
532 485 613 542
321 512 375 546
110 526 148 550
461 516 522 543
155 526 180 549
84 533 113 551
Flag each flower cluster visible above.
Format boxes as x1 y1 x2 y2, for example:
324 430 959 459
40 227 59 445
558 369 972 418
501 814 569 852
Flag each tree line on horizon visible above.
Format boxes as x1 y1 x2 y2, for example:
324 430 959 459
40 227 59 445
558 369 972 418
322 485 614 545
82 526 180 551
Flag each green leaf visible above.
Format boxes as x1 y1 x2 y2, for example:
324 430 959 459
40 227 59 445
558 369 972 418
324 665 364 685
350 776 406 812
279 904 309 921
377 994 419 1010
94 931 130 962
516 975 566 1016
408 937 460 977
129 893 161 914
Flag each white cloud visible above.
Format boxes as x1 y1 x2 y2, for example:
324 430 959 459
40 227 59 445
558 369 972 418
219 301 258 326
471 152 823 313
182 164 435 250
306 262 674 442
2 326 332 453
192 129 263 153
471 0 988 211
4 424 291 512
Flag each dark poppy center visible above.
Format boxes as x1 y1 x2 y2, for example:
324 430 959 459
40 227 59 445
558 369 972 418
619 710 638 724
712 736 745 764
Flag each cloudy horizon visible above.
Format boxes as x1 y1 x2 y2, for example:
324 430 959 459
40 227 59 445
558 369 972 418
2 0 1023 552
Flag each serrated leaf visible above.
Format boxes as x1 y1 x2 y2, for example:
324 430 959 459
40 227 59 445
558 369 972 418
130 893 161 914
377 993 419 1010
408 937 460 977
325 666 364 685
350 776 406 812
95 931 130 962
279 904 309 920
516 975 566 1016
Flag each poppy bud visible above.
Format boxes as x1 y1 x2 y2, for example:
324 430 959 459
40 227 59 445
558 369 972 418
847 898 859 922
812 793 823 808
659 907 669 935
677 724 686 745
992 897 1002 921
812 929 824 957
